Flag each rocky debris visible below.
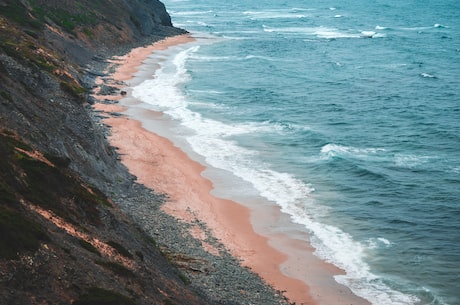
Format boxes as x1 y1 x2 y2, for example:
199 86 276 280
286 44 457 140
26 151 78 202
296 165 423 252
98 84 119 96
114 183 293 305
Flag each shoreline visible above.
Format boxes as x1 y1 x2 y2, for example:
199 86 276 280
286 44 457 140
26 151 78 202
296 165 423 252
93 33 370 305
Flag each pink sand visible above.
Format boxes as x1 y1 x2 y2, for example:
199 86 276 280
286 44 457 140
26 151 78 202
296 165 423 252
93 34 370 305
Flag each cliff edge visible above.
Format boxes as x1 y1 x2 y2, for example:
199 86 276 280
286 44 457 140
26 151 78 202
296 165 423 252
0 1 210 304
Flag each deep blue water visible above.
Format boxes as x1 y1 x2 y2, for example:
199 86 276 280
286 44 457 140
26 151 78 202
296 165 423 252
133 0 460 304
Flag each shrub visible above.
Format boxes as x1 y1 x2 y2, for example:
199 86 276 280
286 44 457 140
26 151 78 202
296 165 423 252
0 91 13 102
78 238 101 256
60 81 87 99
106 240 133 259
95 260 135 278
0 206 49 259
73 287 138 305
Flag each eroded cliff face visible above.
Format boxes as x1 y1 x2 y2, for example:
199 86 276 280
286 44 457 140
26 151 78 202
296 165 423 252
0 0 186 187
0 1 207 304
0 131 212 305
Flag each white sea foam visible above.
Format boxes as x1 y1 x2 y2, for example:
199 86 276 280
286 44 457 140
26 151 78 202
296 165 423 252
420 72 437 78
321 144 386 160
243 8 314 20
361 31 386 38
133 45 420 305
196 21 211 27
191 54 239 62
316 29 360 39
244 55 281 62
188 100 226 110
217 35 253 40
191 54 281 63
188 89 225 95
321 144 437 171
262 26 385 39
170 10 214 16
394 154 433 168
367 237 393 249
244 10 307 19
263 26 361 39
292 208 419 305
361 31 377 38
399 26 433 31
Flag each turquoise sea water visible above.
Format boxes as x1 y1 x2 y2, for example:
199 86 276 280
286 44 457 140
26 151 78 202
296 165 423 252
133 1 460 304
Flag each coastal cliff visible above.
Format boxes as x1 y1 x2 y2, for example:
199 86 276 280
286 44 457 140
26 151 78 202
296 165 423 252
0 1 208 304
0 0 186 186
0 1 292 304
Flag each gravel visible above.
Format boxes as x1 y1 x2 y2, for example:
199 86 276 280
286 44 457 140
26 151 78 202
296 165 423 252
88 37 294 305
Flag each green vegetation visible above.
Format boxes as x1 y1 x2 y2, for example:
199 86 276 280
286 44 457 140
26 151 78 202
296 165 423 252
29 0 98 33
60 81 87 99
15 148 110 225
43 153 71 168
1 133 32 152
78 238 101 256
107 240 133 259
95 260 135 278
0 0 99 33
33 57 55 73
0 206 49 259
0 132 111 232
178 272 191 285
24 29 39 39
130 15 141 30
0 181 17 206
163 299 175 305
0 134 50 259
136 229 157 247
82 28 94 38
0 133 33 205
74 182 113 209
0 21 59 73
0 91 13 103
73 287 138 305
0 3 97 104
135 250 144 261
0 1 42 29
16 151 86 222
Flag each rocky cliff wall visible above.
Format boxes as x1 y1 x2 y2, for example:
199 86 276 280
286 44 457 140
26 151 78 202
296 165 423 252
0 1 214 304
0 0 185 189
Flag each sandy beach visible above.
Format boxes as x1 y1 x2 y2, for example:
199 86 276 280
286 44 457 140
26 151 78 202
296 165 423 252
93 34 370 305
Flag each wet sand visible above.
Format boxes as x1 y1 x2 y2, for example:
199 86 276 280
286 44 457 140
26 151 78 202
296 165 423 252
93 34 370 305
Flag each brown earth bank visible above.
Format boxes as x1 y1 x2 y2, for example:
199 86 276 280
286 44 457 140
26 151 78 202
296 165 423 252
0 1 295 305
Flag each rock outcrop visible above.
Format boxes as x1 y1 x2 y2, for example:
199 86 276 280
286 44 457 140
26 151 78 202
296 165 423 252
0 0 186 188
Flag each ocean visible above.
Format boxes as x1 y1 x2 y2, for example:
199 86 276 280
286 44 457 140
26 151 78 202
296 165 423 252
130 0 460 304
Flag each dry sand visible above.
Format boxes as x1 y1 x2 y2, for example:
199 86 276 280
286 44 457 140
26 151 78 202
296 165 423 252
93 34 370 305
